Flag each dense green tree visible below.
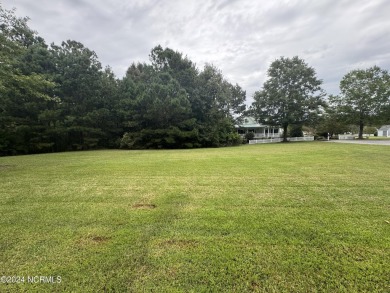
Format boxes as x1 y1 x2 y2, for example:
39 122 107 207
149 46 201 119
252 56 325 142
150 46 246 126
289 125 304 137
314 108 351 137
118 62 156 133
49 40 109 150
0 5 55 155
150 45 198 90
380 105 390 124
195 64 245 146
97 67 121 147
120 50 245 149
120 70 197 148
330 66 390 139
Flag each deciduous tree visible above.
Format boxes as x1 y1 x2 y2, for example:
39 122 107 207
330 66 390 139
252 56 325 142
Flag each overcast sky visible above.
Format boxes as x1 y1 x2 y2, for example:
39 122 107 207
3 0 390 103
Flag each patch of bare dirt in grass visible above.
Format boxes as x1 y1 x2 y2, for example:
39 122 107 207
0 164 15 171
76 235 111 247
152 239 199 257
89 235 110 243
158 239 198 249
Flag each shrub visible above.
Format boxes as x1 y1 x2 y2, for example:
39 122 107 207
226 133 243 146
290 125 303 137
244 132 255 142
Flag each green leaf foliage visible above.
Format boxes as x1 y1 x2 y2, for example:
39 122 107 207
0 6 56 155
330 66 390 138
252 56 325 141
118 47 246 150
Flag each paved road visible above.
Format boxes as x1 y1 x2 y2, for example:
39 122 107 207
326 140 390 146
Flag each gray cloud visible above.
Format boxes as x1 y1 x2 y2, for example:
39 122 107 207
3 0 390 103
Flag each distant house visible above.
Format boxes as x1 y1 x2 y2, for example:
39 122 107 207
378 125 390 137
235 117 282 138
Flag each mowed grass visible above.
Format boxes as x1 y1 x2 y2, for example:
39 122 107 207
369 137 390 140
0 142 389 292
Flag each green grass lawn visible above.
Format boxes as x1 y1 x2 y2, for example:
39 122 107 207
369 136 390 140
0 142 389 292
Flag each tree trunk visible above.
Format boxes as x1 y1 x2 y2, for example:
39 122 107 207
359 120 364 139
358 111 364 139
283 123 288 142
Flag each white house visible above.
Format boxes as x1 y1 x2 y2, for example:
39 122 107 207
235 117 282 138
377 125 390 137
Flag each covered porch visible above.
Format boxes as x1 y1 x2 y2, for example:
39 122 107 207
235 117 282 139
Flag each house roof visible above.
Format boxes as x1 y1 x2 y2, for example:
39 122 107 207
235 117 267 128
379 125 390 130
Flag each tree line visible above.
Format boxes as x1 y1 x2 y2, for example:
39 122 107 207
0 6 246 155
1 6 390 155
